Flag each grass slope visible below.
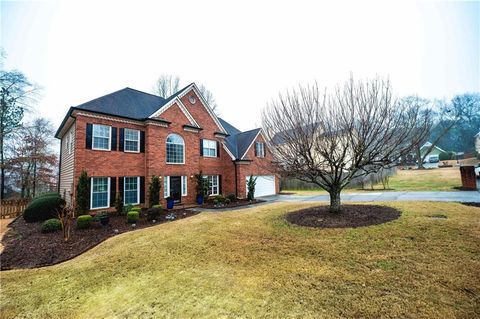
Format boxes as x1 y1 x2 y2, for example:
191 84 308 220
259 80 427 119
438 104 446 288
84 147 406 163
284 167 463 195
1 202 479 318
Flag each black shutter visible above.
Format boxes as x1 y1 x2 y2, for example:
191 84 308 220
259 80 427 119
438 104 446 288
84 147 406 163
140 131 145 153
86 123 93 149
200 139 204 156
111 127 117 151
140 176 145 204
119 128 125 152
218 175 222 195
263 143 267 157
110 177 116 207
254 142 258 156
118 177 124 202
216 141 220 157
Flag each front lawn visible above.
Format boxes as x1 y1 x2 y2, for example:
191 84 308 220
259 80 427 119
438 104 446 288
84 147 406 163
283 167 463 195
1 202 479 318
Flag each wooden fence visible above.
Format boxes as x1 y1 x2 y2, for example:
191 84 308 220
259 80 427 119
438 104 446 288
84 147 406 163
0 199 30 219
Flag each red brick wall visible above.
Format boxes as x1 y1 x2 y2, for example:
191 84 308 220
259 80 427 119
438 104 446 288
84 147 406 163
66 87 278 211
460 166 478 190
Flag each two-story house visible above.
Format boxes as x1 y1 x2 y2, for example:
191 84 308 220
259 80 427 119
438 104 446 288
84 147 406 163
55 83 278 211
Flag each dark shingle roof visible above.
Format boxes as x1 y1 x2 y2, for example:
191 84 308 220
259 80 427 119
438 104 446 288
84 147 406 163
74 87 166 120
219 118 261 159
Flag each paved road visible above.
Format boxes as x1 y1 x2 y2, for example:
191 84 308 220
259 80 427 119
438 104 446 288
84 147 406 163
262 191 480 203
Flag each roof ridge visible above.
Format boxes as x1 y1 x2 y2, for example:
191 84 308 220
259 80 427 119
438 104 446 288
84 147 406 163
125 87 166 99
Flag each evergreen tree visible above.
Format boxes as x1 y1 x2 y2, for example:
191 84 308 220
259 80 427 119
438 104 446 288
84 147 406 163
75 170 89 215
148 175 161 207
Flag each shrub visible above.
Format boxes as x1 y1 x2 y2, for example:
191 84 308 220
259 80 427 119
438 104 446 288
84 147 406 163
122 204 133 216
41 218 62 233
130 206 142 213
215 195 225 203
247 176 257 200
35 192 61 199
76 170 90 215
114 193 123 215
226 194 237 202
195 171 209 197
149 175 161 207
213 199 219 206
146 207 162 221
76 215 93 229
127 211 140 224
152 204 163 209
225 198 231 205
23 195 66 222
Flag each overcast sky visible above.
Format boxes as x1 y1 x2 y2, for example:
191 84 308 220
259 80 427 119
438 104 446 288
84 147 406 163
1 0 479 132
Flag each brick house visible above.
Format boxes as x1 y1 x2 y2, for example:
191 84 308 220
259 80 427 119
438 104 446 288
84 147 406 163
55 83 278 211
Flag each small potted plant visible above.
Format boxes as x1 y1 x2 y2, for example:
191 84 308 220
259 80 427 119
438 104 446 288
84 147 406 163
166 196 175 209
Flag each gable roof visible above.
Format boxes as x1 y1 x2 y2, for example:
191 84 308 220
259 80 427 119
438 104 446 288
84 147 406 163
219 118 262 160
74 87 167 120
420 142 447 153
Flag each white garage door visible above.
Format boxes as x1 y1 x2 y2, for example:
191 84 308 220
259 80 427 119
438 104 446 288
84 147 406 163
246 175 276 197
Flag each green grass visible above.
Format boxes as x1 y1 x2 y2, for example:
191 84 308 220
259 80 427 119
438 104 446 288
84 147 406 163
283 167 463 195
1 202 479 318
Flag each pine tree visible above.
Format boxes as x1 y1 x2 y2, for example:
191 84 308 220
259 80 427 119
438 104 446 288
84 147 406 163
148 175 161 207
75 170 89 215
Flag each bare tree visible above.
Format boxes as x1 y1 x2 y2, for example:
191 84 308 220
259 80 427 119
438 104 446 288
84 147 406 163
152 74 219 113
262 76 429 213
151 74 180 98
403 96 460 169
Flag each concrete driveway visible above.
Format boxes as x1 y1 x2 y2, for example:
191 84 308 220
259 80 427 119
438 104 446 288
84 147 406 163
262 191 480 203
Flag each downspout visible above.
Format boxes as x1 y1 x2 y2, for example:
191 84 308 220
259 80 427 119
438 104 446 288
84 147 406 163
234 160 238 198
58 138 62 193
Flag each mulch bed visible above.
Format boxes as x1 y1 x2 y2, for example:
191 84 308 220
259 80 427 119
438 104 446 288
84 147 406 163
462 202 480 208
285 205 401 228
201 199 265 209
0 209 199 270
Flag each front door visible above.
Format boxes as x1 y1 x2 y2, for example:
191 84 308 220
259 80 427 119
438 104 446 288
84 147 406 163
169 176 182 203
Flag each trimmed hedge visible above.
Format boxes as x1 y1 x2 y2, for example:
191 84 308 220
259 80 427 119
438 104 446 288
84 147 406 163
127 211 140 223
130 207 142 212
23 195 66 222
76 215 93 229
146 207 162 221
41 218 62 233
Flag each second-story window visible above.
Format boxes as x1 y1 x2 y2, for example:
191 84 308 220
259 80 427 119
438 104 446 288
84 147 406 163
166 134 184 164
255 142 265 157
92 124 111 151
124 128 140 152
202 139 217 157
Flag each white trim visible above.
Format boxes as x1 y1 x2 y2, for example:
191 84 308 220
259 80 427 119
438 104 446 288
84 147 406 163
181 176 187 196
255 141 265 158
184 127 201 133
124 128 140 153
149 97 200 127
204 175 219 196
123 176 140 205
92 124 112 151
166 133 185 165
164 176 170 198
222 143 236 160
90 177 111 210
240 130 262 160
202 139 218 157
177 84 228 134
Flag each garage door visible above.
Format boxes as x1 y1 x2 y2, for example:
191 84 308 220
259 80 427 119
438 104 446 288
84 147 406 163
246 175 276 197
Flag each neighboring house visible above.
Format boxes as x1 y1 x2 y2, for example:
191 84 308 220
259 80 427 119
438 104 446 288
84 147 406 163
55 83 278 211
475 131 480 154
419 142 447 168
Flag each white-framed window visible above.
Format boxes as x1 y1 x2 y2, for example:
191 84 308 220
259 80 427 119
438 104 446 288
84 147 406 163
92 124 111 151
124 128 140 152
124 176 140 205
166 134 185 164
255 142 265 157
164 176 170 198
68 131 74 155
204 175 219 196
202 139 217 157
90 177 110 209
181 176 187 196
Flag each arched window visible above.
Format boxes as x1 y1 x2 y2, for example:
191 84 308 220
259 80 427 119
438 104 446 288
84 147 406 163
166 134 185 164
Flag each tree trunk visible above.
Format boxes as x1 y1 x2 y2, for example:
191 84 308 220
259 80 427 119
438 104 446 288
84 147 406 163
0 136 4 200
416 146 425 169
329 190 341 213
